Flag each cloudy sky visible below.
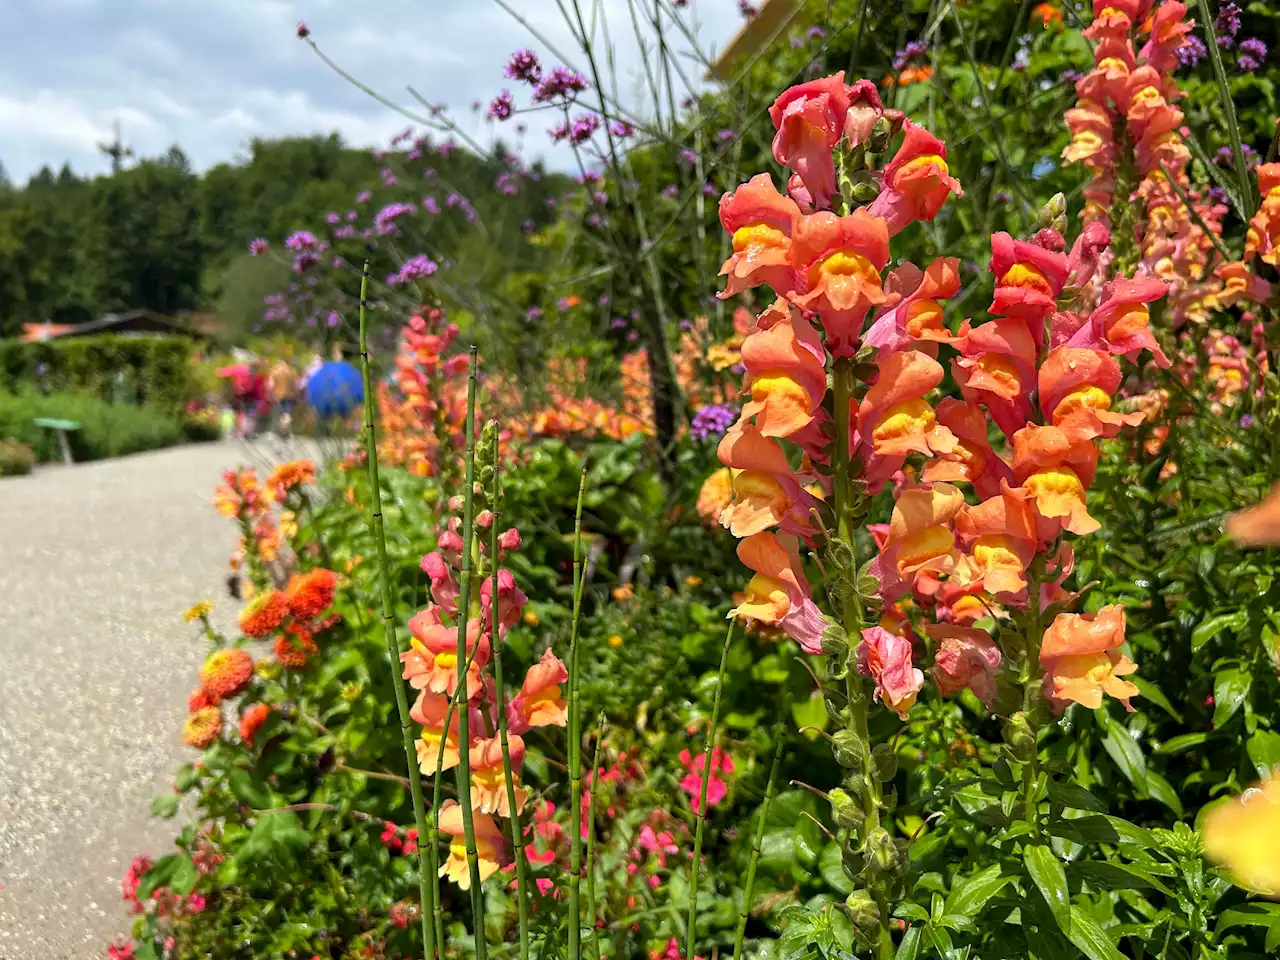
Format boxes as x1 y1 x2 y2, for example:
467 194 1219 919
0 0 750 184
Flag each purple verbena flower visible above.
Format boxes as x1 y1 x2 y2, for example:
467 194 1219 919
505 49 542 84
526 306 543 320
662 184 679 199
374 202 417 235
249 238 269 256
326 311 341 328
296 21 310 38
325 211 340 224
1241 414 1256 428
488 90 514 121
285 231 318 251
356 191 371 203
1176 34 1207 67
1215 3 1241 45
391 254 438 286
292 251 319 274
610 119 635 137
549 121 570 143
739 0 757 17
533 65 589 102
570 112 600 143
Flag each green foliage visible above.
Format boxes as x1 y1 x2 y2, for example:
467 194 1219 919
0 391 183 462
0 334 196 409
0 439 35 476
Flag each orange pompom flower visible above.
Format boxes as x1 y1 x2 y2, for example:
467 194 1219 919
239 703 271 744
717 422 819 538
926 624 1002 704
274 623 317 668
188 688 216 712
239 590 289 638
738 301 827 437
717 174 801 298
696 467 734 525
507 648 570 734
265 459 316 499
470 734 529 817
285 568 340 621
438 800 504 890
182 706 223 748
200 647 254 700
1012 424 1101 537
1201 769 1280 897
788 208 891 357
1039 605 1138 711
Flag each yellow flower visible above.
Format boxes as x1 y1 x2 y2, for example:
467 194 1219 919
608 634 624 648
523 610 540 626
612 584 634 602
1202 768 1280 896
183 600 214 623
685 575 703 587
340 681 365 702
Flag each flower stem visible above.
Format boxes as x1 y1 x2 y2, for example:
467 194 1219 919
451 346 488 956
356 261 436 960
567 465 588 960
488 441 530 960
686 622 735 960
1019 555 1045 837
1196 0 1257 218
732 725 783 960
585 711 607 960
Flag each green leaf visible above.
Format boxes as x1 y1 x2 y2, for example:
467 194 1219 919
895 925 923 960
1142 770 1184 818
1216 903 1280 936
1068 861 1175 898
1247 730 1280 777
174 763 199 792
150 793 179 818
1065 907 1125 960
234 811 311 866
1129 678 1182 723
1191 611 1246 652
1045 780 1107 813
138 854 196 899
1093 709 1182 816
945 863 1012 919
1024 844 1071 934
1155 732 1214 755
1213 666 1252 727
168 855 198 896
819 842 854 896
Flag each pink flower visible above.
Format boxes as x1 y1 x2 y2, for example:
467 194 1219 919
480 568 529 635
768 73 852 210
678 746 734 813
926 624 1001 703
843 79 883 148
499 527 522 551
185 893 206 914
857 626 924 718
421 551 459 613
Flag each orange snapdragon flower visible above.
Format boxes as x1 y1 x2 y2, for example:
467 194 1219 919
920 399 1013 499
1214 261 1272 308
788 209 891 358
1077 38 1136 111
927 624 1002 703
1245 163 1280 267
738 301 827 437
470 734 528 817
717 422 820 538
951 317 1038 442
1039 605 1138 711
868 121 963 236
857 626 924 718
856 350 957 461
870 482 965 601
1069 276 1170 367
717 174 801 298
410 691 468 774
1037 346 1144 443
696 467 734 525
954 482 1038 599
1012 424 1100 537
438 800 504 890
863 257 962 357
1081 0 1138 40
767 72 852 211
989 232 1070 326
729 531 827 654
508 648 569 734
1202 769 1280 897
402 605 490 700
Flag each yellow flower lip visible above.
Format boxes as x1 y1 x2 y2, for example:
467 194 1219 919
808 250 878 287
894 153 949 184
1054 386 1112 421
897 524 955 570
732 221 788 252
873 398 936 446
1000 262 1053 294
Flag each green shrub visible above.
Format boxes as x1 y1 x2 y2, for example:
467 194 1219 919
0 440 35 476
0 334 197 410
0 391 184 462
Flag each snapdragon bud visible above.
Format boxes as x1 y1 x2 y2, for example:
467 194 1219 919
842 890 880 932
1004 712 1036 761
833 730 869 771
829 788 864 830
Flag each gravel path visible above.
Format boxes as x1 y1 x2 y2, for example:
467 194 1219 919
0 439 315 960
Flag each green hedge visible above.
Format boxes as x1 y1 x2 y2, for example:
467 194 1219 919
0 391 184 463
0 334 196 410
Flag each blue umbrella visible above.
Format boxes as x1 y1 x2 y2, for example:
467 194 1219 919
305 360 364 419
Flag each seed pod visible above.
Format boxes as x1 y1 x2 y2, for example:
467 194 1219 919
841 889 880 931
833 730 869 771
1004 712 1036 760
829 787 864 830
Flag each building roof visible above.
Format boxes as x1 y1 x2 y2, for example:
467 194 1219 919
711 0 803 81
18 310 213 342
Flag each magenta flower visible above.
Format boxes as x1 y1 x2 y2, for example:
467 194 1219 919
533 65 589 102
679 746 734 813
248 238 268 256
488 90 514 121
505 48 542 84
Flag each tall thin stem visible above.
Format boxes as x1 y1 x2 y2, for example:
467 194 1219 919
488 439 530 960
585 711 607 960
451 347 488 955
686 622 735 960
732 726 784 960
356 261 436 960
1196 0 1257 218
567 466 588 960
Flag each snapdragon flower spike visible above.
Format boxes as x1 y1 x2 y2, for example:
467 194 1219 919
1067 276 1170 366
788 209 891 357
1139 1 1195 74
767 72 851 210
1214 261 1273 307
728 531 828 653
1081 0 1140 40
1077 38 1136 110
856 626 924 718
867 120 963 236
951 318 1038 443
507 648 569 735
863 257 963 357
717 174 801 298
402 604 491 699
1039 604 1138 712
717 422 820 539
470 734 529 816
988 232 1071 335
926 624 1001 704
920 399 1014 499
855 350 957 486
738 300 828 438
